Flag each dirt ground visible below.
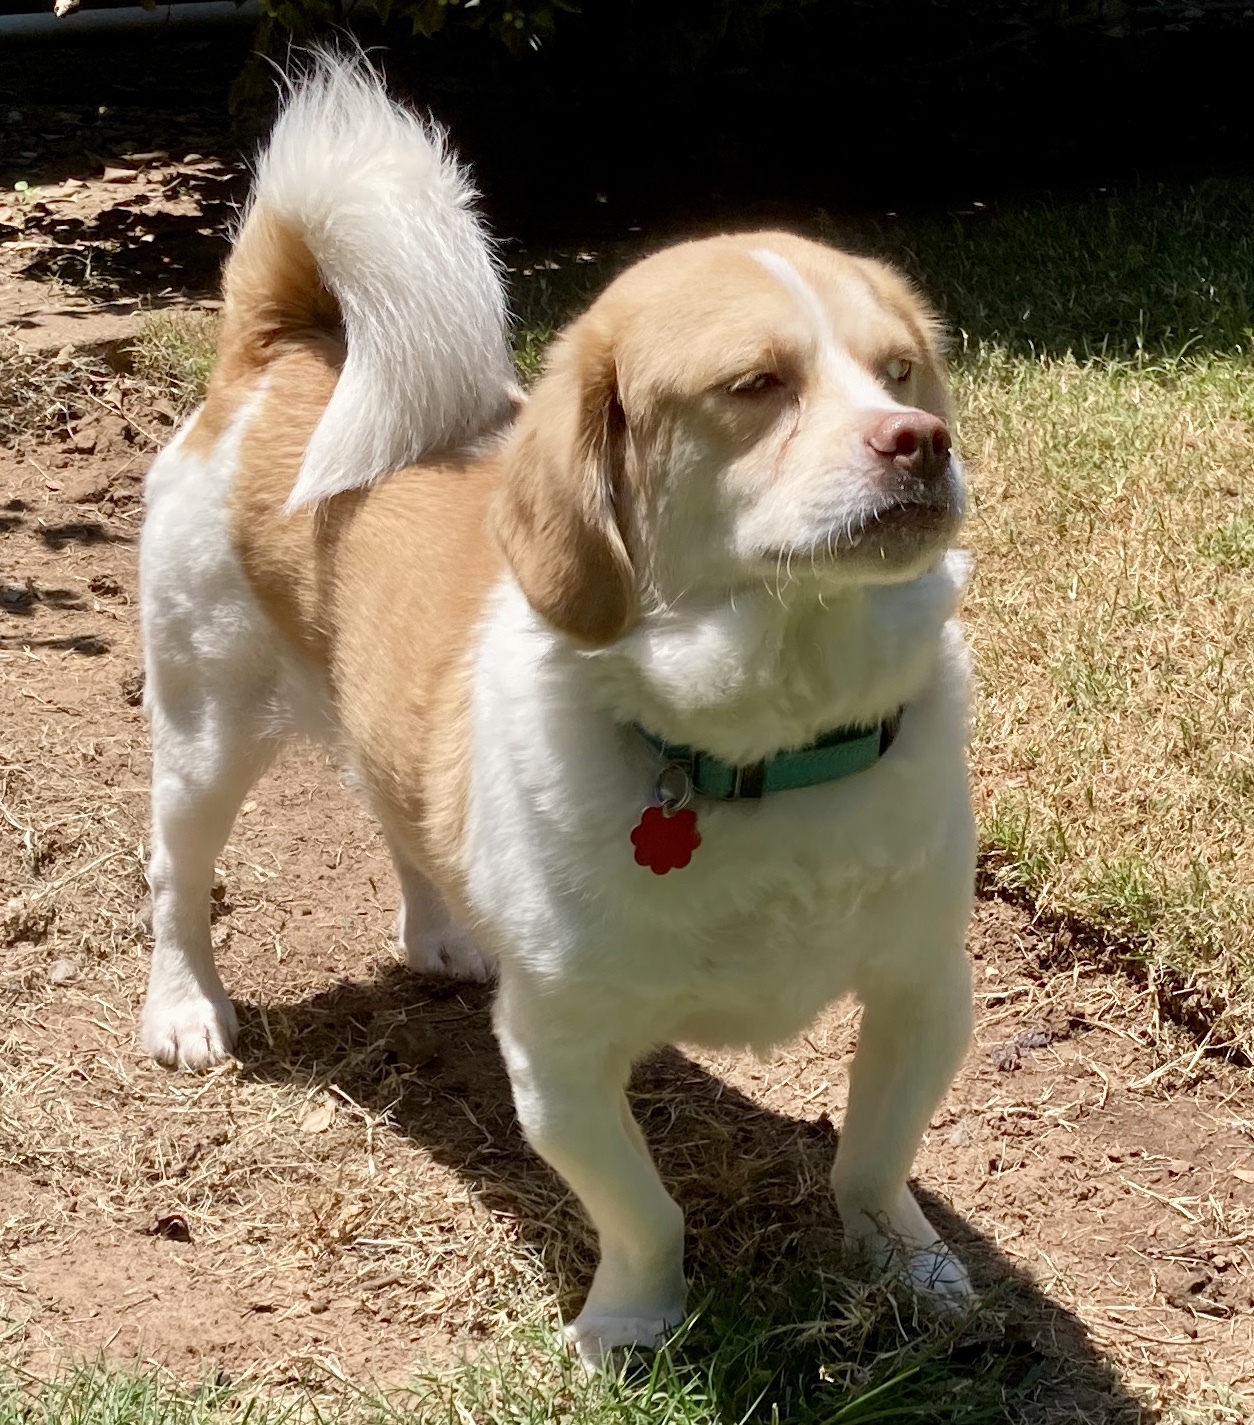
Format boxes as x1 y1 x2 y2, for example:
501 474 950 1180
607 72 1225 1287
2 51 1253 1424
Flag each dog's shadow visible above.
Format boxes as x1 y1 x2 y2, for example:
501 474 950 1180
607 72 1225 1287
239 965 1152 1423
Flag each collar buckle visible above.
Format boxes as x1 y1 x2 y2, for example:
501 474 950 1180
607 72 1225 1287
729 759 767 800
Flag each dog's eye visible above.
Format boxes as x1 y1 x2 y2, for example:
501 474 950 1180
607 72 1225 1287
886 358 912 383
727 371 784 395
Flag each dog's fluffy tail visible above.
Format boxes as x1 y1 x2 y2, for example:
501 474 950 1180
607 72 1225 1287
219 50 514 509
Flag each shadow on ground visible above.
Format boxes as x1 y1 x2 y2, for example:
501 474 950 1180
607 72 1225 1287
16 196 238 306
237 965 1153 1423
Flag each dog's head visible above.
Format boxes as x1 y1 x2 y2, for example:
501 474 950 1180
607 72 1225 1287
494 232 961 647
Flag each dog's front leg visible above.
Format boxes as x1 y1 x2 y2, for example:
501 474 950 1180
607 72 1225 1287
495 973 686 1369
831 946 975 1306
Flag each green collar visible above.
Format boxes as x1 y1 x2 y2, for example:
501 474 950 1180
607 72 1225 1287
633 709 903 802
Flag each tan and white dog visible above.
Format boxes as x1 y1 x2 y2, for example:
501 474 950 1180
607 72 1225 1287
139 55 978 1365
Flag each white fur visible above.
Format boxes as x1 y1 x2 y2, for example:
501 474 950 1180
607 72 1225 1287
255 52 516 508
752 248 899 416
138 61 979 1371
140 398 275 1068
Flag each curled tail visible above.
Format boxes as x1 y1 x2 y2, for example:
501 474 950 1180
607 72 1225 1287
218 50 515 509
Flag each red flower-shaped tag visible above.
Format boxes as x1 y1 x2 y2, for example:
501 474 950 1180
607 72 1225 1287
631 804 701 874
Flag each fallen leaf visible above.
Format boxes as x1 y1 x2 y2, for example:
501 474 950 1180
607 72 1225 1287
1233 1168 1254 1184
300 1098 335 1133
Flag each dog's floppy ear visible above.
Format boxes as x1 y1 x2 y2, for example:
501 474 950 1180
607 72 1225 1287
493 325 636 647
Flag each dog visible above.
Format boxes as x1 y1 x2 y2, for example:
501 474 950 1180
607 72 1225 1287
138 53 977 1366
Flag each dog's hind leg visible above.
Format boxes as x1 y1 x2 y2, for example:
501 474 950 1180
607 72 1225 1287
138 409 282 1070
495 971 687 1369
387 837 494 982
141 681 277 1069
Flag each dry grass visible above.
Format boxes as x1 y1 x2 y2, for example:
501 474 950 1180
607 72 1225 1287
0 334 102 448
4 683 1022 1417
128 311 220 420
4 698 1247 1418
0 756 1083 1422
0 311 217 456
958 347 1254 1051
6 719 1211 1419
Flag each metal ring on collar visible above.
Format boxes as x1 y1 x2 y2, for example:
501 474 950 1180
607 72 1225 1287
655 762 694 816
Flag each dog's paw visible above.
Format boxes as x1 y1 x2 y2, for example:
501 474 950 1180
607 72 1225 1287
843 1224 976 1313
564 1310 677 1371
141 994 238 1070
902 1245 976 1310
402 923 494 982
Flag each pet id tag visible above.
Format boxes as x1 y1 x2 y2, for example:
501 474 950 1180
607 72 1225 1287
631 763 701 874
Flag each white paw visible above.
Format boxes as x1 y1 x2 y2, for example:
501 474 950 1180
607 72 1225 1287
903 1244 976 1309
402 922 494 982
564 1310 678 1371
142 993 238 1070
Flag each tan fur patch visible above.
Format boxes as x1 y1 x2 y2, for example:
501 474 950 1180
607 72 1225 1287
492 314 639 647
226 343 506 919
185 208 343 460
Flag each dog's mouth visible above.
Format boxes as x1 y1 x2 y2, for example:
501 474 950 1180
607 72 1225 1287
845 496 957 545
758 494 961 569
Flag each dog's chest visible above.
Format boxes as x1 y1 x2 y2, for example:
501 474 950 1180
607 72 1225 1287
606 830 885 1046
467 725 958 1048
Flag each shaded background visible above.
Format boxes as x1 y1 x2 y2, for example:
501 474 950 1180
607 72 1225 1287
2 0 1253 243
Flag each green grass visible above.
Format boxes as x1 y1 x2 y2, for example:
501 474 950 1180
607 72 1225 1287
0 1371 251 1425
0 1278 1059 1425
850 179 1254 361
954 342 1254 1036
1201 515 1254 571
876 184 1254 1045
902 187 1254 1045
129 309 220 418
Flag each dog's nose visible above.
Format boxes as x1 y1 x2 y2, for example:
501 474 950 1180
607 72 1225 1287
864 410 951 481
